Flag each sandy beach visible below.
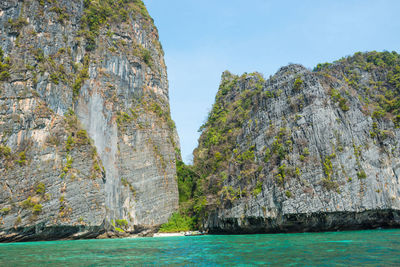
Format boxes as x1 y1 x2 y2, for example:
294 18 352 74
153 232 185 237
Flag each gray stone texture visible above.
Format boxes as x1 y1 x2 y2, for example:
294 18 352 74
204 64 400 233
0 0 178 241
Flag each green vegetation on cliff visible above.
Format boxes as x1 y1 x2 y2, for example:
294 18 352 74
315 51 400 127
80 0 151 51
159 159 199 231
0 48 11 81
0 0 178 241
172 51 400 229
195 71 265 183
176 160 197 203
162 72 268 229
159 212 195 233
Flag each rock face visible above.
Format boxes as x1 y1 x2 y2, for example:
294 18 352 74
0 0 179 241
194 52 400 233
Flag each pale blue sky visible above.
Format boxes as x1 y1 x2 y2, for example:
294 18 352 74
144 0 400 163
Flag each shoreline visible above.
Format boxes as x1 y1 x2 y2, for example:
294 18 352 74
152 232 186 237
1 227 399 243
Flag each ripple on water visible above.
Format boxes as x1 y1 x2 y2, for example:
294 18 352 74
0 229 399 266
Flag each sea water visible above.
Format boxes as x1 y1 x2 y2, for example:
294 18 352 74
0 229 399 266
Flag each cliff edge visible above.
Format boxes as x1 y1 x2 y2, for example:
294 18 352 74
194 51 400 233
0 0 179 241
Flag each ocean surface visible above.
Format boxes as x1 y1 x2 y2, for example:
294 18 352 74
0 229 399 266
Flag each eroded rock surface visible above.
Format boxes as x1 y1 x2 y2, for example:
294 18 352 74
194 52 400 233
0 0 178 241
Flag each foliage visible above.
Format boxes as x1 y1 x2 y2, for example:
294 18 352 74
16 151 27 166
50 73 60 84
187 51 400 227
21 197 35 209
36 183 46 195
221 186 243 202
7 17 28 33
33 204 43 214
110 219 127 232
322 178 339 192
176 160 198 203
192 71 307 223
115 219 128 227
76 129 90 145
114 227 124 233
72 55 89 99
170 158 205 230
0 71 10 81
115 219 128 228
275 164 287 185
322 155 333 179
313 62 333 72
141 48 152 66
0 145 11 159
117 92 175 133
0 48 11 81
195 72 265 183
330 89 350 112
158 212 195 233
65 135 75 152
320 153 340 191
0 207 11 215
48 3 70 24
316 51 400 125
271 128 292 162
80 0 151 51
293 77 303 91
357 170 367 179
193 196 207 216
252 181 263 196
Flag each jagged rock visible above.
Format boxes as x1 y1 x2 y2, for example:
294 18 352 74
0 0 178 242
194 52 400 233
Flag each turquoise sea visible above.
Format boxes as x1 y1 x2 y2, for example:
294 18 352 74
0 229 399 266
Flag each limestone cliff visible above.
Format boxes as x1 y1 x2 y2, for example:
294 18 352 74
194 51 400 233
0 0 179 241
